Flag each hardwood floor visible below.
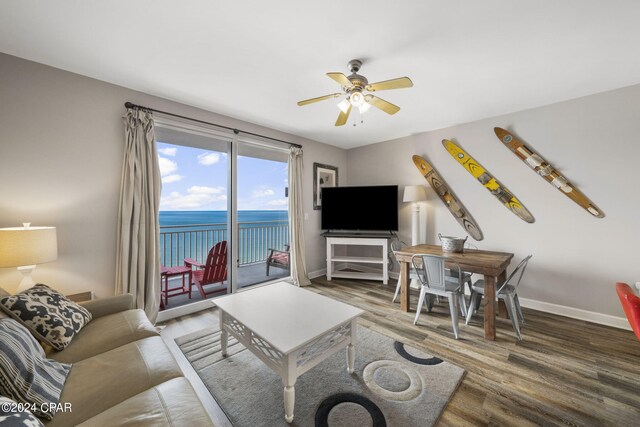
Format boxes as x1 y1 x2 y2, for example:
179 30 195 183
160 276 640 426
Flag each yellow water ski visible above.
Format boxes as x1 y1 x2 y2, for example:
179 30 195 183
442 139 535 223
412 155 484 240
494 127 604 218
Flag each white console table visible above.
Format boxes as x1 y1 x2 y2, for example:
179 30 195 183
324 234 392 284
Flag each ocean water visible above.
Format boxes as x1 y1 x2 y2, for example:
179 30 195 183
159 210 289 266
160 210 288 227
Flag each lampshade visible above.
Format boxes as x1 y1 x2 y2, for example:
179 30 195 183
0 225 57 268
358 101 371 114
403 185 427 203
337 99 351 114
349 91 365 107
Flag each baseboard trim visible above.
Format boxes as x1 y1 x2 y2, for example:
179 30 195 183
308 265 632 331
518 297 631 331
308 268 327 279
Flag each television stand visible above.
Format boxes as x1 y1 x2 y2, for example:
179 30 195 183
323 233 393 284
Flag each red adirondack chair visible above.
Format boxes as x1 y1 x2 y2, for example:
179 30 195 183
184 241 228 299
616 282 640 341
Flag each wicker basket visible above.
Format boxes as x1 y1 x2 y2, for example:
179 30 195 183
438 233 467 253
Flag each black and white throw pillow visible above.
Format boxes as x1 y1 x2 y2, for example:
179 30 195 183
0 396 45 427
0 284 92 351
0 319 71 420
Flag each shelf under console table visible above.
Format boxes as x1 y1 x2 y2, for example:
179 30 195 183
322 232 394 284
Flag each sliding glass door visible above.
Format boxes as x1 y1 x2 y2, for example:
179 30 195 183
236 141 289 288
154 119 290 317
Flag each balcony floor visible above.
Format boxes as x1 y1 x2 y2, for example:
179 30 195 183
160 261 289 311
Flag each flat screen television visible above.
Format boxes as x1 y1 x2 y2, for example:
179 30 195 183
321 185 398 232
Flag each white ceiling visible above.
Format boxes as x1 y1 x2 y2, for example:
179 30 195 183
2 1 640 149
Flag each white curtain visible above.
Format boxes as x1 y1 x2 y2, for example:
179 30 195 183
115 108 162 323
288 147 311 287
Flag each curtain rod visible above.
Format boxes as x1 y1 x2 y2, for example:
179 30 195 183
124 102 302 149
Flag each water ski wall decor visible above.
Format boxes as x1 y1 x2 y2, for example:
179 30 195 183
412 154 484 240
493 127 604 218
442 139 535 223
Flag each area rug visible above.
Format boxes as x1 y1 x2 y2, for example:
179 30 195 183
176 325 465 426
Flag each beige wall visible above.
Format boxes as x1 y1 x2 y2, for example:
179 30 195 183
347 84 640 321
2 51 636 324
0 53 347 296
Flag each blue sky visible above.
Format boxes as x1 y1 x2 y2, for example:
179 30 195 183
157 142 288 211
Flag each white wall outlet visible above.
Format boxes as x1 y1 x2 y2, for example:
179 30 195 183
304 213 308 220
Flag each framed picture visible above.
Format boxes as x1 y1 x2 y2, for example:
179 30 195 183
313 162 338 210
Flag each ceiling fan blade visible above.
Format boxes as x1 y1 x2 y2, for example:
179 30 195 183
365 95 400 115
326 72 353 88
335 104 352 126
365 77 413 92
297 93 342 106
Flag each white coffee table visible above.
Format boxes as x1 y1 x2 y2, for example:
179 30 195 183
214 281 364 423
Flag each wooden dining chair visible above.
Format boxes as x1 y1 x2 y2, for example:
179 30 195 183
411 254 468 339
616 282 640 341
465 255 532 340
184 240 228 299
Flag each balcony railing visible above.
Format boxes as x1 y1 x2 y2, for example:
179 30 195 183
159 220 289 267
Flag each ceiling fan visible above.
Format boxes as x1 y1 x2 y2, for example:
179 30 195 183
297 59 413 126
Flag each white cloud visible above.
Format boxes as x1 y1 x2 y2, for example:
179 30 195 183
158 155 184 184
158 157 183 184
162 174 183 184
252 188 275 198
158 157 178 176
160 186 227 210
266 198 288 207
198 152 220 165
158 147 177 156
189 186 224 194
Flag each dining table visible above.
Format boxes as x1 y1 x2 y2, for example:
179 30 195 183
394 244 514 340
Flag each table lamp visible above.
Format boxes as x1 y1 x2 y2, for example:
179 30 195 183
403 185 427 246
0 223 58 293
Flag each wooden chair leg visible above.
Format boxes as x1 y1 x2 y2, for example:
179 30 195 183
164 276 169 308
194 281 207 300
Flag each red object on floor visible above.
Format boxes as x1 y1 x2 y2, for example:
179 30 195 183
616 282 640 341
160 265 192 307
185 240 228 299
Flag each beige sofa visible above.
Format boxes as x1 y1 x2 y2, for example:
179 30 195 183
1 292 214 426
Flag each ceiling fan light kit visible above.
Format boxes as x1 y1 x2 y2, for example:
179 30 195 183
337 99 351 114
349 91 365 107
298 59 413 126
